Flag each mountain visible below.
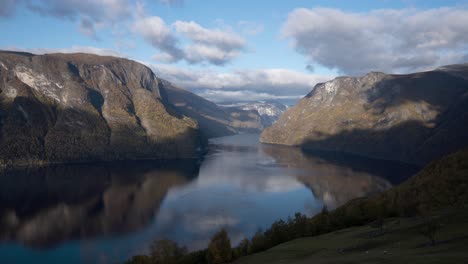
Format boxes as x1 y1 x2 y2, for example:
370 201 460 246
261 64 468 165
226 101 288 128
161 81 264 138
0 51 202 167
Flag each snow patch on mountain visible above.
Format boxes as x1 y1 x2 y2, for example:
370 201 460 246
222 101 288 128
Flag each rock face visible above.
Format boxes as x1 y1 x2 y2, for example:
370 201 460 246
0 51 201 166
162 81 264 138
261 64 468 165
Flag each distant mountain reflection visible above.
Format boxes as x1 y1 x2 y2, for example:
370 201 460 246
0 160 200 248
260 144 418 209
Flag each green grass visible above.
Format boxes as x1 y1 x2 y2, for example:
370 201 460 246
234 209 468 264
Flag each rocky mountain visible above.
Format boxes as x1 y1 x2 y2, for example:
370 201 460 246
226 101 288 128
261 64 468 165
161 81 264 138
0 51 202 167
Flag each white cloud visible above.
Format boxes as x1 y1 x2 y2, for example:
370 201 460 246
183 44 242 65
132 15 184 62
159 0 184 6
151 64 331 102
3 1 247 66
172 20 246 65
5 46 123 57
133 16 247 65
282 7 468 75
174 20 245 50
198 90 302 103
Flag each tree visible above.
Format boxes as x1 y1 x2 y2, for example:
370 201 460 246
206 229 232 264
150 239 187 264
419 215 442 246
249 229 268 253
124 255 151 264
233 238 250 259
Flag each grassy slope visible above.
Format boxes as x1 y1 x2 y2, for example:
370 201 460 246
236 148 468 264
235 209 468 264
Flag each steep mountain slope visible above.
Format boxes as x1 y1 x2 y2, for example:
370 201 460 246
161 81 263 138
261 64 468 165
0 51 201 167
228 101 288 127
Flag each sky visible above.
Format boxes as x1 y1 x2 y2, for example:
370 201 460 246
1 0 467 104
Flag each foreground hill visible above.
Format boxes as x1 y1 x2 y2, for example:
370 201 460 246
234 208 468 264
261 64 468 165
235 147 468 263
0 51 201 167
162 81 263 138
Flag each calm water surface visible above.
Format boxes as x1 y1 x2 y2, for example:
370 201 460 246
0 134 418 264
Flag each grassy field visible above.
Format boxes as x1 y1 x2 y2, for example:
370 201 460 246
235 209 468 264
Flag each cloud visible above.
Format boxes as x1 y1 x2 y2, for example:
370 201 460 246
282 7 468 75
5 46 123 57
151 64 331 102
183 44 242 65
159 0 184 6
3 1 246 66
132 15 184 62
0 0 20 17
133 17 247 65
173 20 246 65
174 21 245 50
27 0 131 21
78 17 97 39
18 0 134 39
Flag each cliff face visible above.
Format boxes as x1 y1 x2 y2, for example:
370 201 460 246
261 64 468 165
0 51 201 166
161 80 264 138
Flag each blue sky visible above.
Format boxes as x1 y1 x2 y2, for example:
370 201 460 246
1 0 467 103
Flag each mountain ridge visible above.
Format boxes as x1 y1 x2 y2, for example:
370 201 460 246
261 64 468 165
0 51 203 167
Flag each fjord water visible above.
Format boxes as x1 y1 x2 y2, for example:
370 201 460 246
0 134 418 264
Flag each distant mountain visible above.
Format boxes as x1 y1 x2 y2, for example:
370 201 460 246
161 81 264 138
261 64 468 165
0 51 203 167
221 101 288 128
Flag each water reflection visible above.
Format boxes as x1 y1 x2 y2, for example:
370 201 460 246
260 144 418 209
0 134 418 264
0 161 199 249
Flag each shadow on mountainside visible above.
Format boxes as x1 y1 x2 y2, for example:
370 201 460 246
298 68 468 165
0 95 202 167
